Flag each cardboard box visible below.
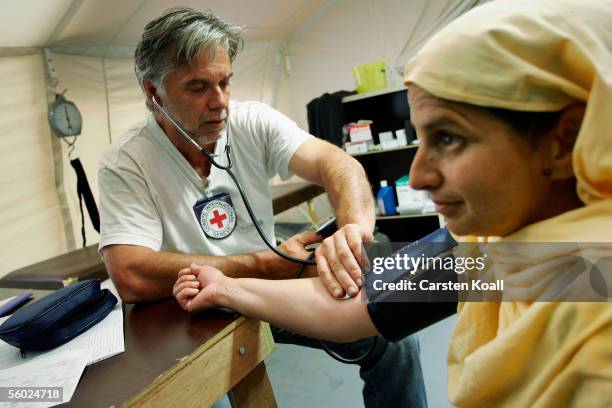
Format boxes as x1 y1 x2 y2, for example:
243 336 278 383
344 141 368 154
349 124 373 143
395 175 424 210
381 139 399 150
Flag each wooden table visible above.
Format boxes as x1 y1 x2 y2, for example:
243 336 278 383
271 181 325 215
0 288 277 407
0 182 325 290
0 244 105 289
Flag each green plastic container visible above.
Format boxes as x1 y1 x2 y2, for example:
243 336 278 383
352 60 387 94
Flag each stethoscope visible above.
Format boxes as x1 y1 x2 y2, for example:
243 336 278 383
152 95 379 365
152 96 316 267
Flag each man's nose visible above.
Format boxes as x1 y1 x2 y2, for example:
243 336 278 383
409 146 442 191
208 85 228 111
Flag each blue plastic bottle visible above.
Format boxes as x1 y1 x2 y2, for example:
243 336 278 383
376 180 397 216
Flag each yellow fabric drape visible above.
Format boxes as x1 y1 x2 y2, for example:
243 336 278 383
404 0 612 406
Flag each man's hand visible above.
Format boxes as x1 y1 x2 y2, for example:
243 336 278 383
267 231 322 279
173 264 226 312
314 223 373 298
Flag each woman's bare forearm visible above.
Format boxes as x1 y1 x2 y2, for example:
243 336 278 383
214 277 378 342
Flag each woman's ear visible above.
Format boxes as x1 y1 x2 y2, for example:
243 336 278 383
547 104 585 180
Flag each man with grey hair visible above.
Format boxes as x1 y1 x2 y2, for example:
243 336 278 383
98 7 426 407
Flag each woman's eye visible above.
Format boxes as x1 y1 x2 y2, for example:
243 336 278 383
440 133 462 146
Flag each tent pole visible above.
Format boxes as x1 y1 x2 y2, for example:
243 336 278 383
271 0 338 109
46 0 85 45
43 48 76 251
289 0 339 38
271 45 283 108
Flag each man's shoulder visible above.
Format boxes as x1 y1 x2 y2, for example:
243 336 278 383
99 116 152 169
230 100 293 131
230 100 273 118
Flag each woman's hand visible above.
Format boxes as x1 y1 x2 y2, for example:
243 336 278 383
173 263 227 312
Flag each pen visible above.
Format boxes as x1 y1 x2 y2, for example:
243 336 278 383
0 292 33 317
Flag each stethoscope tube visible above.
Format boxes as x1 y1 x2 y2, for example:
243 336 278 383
219 148 379 365
152 96 315 266
224 162 316 266
153 95 378 364
211 144 379 365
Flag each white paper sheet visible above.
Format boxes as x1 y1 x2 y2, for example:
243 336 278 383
0 348 89 408
57 279 125 365
0 279 126 407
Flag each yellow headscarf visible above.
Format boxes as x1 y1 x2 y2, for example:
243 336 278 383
404 0 612 406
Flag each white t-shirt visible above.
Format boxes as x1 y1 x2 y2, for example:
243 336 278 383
98 100 312 256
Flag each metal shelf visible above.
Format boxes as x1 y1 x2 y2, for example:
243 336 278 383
376 212 439 221
342 86 406 103
351 144 418 157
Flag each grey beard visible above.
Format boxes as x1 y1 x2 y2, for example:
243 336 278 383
195 130 223 147
159 101 226 146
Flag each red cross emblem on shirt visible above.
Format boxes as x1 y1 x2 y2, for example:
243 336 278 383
209 209 228 228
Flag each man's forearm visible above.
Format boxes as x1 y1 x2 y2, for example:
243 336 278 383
104 245 289 303
321 153 375 231
215 277 377 342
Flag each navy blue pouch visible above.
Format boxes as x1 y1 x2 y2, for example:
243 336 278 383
0 279 117 357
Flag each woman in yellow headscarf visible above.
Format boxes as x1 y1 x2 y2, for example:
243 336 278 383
173 0 612 405
404 0 612 405
403 0 612 404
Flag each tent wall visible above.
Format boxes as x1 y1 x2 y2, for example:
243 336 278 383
53 54 127 251
0 54 68 274
276 0 481 129
0 0 485 276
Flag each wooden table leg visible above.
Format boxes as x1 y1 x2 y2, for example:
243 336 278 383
124 319 276 408
228 361 277 408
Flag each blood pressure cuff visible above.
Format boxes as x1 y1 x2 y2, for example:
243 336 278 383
0 279 117 356
364 227 459 342
367 300 457 342
366 260 459 342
